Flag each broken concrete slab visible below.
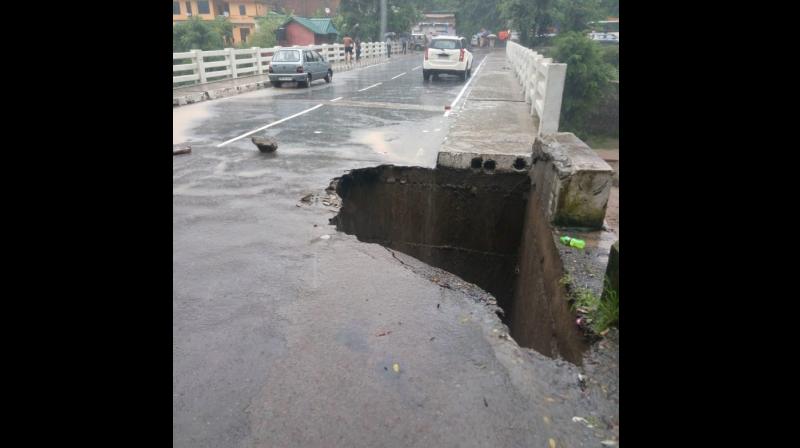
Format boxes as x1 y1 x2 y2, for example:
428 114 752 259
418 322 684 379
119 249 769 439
532 133 614 229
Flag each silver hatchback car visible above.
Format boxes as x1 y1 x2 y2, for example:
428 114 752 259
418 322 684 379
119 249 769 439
268 49 333 88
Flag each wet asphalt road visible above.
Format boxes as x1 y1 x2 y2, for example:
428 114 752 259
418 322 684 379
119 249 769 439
173 50 617 447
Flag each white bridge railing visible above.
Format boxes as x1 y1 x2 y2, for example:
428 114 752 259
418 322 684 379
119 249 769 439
173 41 396 87
506 41 567 135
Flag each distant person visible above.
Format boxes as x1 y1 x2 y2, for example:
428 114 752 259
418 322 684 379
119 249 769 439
401 36 407 54
386 36 392 58
355 38 361 61
343 34 354 64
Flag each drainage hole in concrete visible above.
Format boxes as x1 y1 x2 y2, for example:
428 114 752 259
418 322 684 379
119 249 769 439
483 160 496 171
471 157 483 169
513 158 527 170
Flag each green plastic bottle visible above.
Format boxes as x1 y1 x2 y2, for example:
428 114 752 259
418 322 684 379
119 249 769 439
560 236 586 249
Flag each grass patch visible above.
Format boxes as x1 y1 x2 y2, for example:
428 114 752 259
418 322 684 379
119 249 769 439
568 277 619 334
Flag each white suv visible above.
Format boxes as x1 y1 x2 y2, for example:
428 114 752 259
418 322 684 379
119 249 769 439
422 36 473 81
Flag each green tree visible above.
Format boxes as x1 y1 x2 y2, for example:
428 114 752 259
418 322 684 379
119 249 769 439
598 0 619 17
554 0 603 33
250 13 286 48
551 32 614 137
388 3 423 36
500 0 554 47
455 0 503 40
336 0 422 41
210 16 234 46
173 16 225 52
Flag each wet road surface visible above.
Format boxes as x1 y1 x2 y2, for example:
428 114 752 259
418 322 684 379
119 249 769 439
173 49 618 447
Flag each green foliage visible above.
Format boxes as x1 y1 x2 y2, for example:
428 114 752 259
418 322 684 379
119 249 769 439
250 13 285 48
173 16 226 52
601 44 618 68
598 0 619 17
331 13 346 36
551 32 614 138
500 0 554 47
593 283 619 333
569 277 618 334
554 0 603 33
210 16 234 46
388 3 423 36
450 0 503 40
336 0 422 41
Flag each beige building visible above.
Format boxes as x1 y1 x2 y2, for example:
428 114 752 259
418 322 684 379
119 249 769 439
172 1 270 45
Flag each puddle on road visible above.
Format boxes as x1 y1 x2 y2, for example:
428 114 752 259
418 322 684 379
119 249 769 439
174 102 213 144
351 117 448 167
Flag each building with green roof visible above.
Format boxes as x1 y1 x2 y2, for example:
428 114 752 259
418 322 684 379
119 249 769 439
279 16 339 46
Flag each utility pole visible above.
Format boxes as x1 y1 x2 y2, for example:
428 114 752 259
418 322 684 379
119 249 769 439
380 0 387 40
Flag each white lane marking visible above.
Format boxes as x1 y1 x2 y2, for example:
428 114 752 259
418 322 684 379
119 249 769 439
330 96 343 102
358 82 382 92
444 57 488 117
411 66 422 71
216 104 324 147
391 72 407 80
361 61 391 70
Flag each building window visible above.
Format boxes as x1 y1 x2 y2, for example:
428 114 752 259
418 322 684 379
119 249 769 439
173 2 180 15
185 2 192 15
197 1 210 14
239 5 246 16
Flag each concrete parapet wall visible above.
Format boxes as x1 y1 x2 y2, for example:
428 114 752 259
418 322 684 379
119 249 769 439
173 56 401 107
506 41 566 135
532 133 613 229
173 42 389 87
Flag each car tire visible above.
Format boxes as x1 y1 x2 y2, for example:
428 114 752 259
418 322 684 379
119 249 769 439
423 70 430 81
324 70 332 83
271 81 282 88
299 74 310 88
460 70 467 81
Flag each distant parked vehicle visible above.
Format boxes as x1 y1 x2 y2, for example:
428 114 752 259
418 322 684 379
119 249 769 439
588 19 619 44
411 33 426 50
588 32 619 43
422 36 474 82
268 49 332 88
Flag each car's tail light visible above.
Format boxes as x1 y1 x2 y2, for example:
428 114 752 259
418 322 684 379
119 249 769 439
268 64 273 73
424 47 428 60
459 48 465 61
296 66 304 73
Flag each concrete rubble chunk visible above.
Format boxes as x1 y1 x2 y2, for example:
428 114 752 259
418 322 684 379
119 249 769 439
252 136 278 153
173 145 191 156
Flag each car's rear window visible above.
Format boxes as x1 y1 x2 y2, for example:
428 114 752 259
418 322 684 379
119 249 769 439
273 50 300 62
430 40 460 50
